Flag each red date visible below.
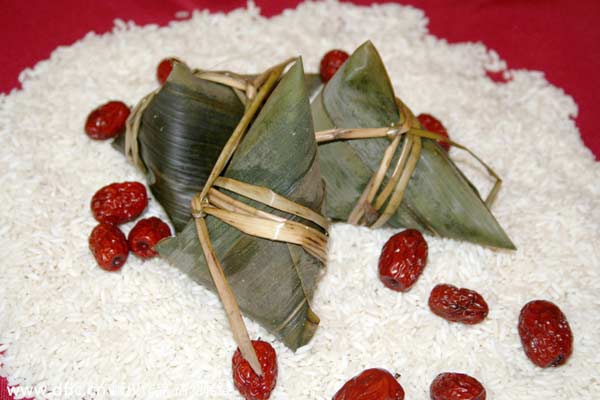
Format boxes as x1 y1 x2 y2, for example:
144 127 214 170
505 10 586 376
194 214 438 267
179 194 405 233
430 372 486 400
84 101 130 140
91 181 148 225
518 300 573 368
417 113 450 152
156 57 183 85
378 229 428 292
428 284 489 324
232 340 278 400
128 217 171 259
320 49 349 83
89 223 129 271
333 368 405 400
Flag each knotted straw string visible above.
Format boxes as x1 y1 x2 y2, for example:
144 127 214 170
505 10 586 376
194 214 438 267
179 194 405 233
315 98 502 229
124 90 156 173
191 70 259 108
124 58 329 376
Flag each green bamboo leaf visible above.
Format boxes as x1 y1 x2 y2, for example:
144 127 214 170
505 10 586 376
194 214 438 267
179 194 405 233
114 63 245 232
312 41 515 249
156 60 325 350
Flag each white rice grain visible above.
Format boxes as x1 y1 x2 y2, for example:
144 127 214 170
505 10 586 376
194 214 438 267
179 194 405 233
1 2 599 399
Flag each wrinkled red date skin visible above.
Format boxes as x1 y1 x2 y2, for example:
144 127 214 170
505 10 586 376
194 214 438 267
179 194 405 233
428 284 489 325
128 217 172 259
320 49 350 82
84 101 130 140
333 368 405 400
417 113 450 152
91 182 148 225
232 340 278 400
89 223 129 271
378 229 428 292
156 57 183 85
518 300 573 368
430 372 486 400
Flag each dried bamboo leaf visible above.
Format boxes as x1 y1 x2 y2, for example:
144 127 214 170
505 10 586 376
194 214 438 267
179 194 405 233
312 41 515 249
156 60 325 350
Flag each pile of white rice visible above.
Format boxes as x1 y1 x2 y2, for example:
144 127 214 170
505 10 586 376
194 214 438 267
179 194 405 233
1 1 599 399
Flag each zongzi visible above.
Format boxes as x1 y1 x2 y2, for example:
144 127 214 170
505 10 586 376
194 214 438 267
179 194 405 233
311 41 515 249
156 59 327 350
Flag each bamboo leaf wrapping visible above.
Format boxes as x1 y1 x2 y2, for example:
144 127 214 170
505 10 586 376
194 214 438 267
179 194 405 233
312 41 515 249
156 60 325 350
114 63 245 232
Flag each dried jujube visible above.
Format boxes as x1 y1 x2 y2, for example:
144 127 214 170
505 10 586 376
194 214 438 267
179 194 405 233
91 181 148 225
89 223 129 271
428 284 489 324
84 100 130 140
232 340 278 400
378 229 428 292
332 368 405 400
320 49 349 82
417 113 451 152
518 300 573 368
128 217 172 259
156 57 183 85
430 372 486 400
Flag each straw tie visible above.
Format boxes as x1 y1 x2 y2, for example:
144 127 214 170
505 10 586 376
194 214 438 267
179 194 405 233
315 98 502 228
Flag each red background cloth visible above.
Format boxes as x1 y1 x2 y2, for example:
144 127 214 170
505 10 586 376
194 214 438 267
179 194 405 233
1 0 598 398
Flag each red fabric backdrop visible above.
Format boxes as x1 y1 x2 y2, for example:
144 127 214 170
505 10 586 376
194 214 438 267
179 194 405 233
1 0 598 398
